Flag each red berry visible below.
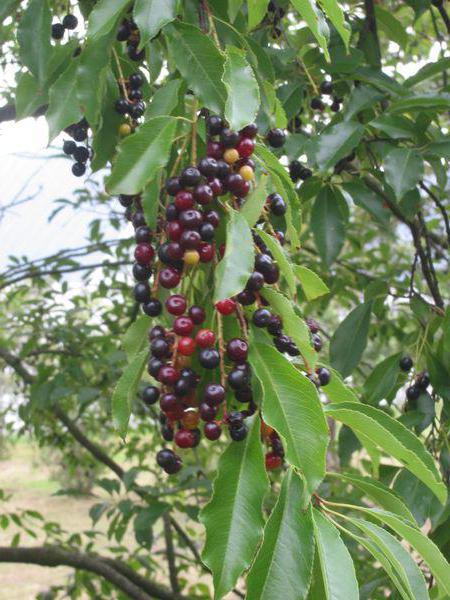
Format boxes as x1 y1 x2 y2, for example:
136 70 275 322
189 306 206 325
166 405 185 421
194 184 214 205
208 178 223 196
159 268 181 289
158 366 179 386
204 421 222 440
178 337 196 356
199 402 218 422
173 316 194 336
180 230 202 250
207 140 223 159
175 190 194 210
195 329 216 348
265 452 282 470
236 137 254 158
165 294 187 316
166 221 183 241
174 429 195 448
134 243 154 264
167 242 184 260
204 210 220 228
215 298 236 315
160 393 178 412
226 338 248 362
199 242 215 263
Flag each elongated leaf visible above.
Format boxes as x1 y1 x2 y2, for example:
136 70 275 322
1 0 19 22
222 46 259 131
324 402 447 503
330 301 372 377
341 181 390 225
324 369 360 403
261 287 317 370
363 352 402 405
240 173 268 227
246 470 314 600
388 94 450 114
214 211 254 302
17 0 51 85
343 86 384 121
87 0 130 40
46 61 83 143
122 315 152 361
291 0 330 61
106 116 178 195
248 0 268 29
328 473 415 523
375 6 408 49
369 114 416 139
309 122 365 172
312 509 359 600
293 265 329 301
250 340 328 499
91 69 122 171
384 148 424 200
165 22 226 114
145 79 183 119
200 416 268 600
112 349 148 437
142 177 161 230
257 230 296 296
319 0 351 49
15 73 48 120
405 58 450 88
311 186 348 267
133 0 177 46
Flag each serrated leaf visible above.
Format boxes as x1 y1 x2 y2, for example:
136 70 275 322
261 287 317 370
122 315 152 361
257 230 296 296
312 509 359 600
341 181 390 226
330 301 372 377
106 116 178 195
293 265 329 301
87 0 131 40
214 211 254 302
246 470 314 600
369 114 416 139
291 0 330 61
200 416 268 600
222 46 259 131
310 186 348 267
384 148 424 200
250 340 328 499
145 79 183 119
17 0 51 85
46 61 83 143
319 0 351 49
112 349 148 437
240 173 268 227
133 0 177 47
324 402 447 504
363 352 402 405
165 22 226 114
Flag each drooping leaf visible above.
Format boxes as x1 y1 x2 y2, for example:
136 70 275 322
363 352 402 405
133 0 177 46
318 0 351 49
214 211 254 302
134 502 169 547
142 176 161 230
165 21 226 114
308 121 365 171
240 173 268 227
291 0 330 61
405 58 450 88
145 78 183 119
393 470 446 528
200 416 268 600
293 265 330 301
369 114 416 139
312 509 359 600
310 186 348 267
106 116 178 195
91 69 122 171
324 403 447 503
15 73 48 120
87 0 131 40
323 369 360 404
46 61 83 143
388 94 450 114
257 230 296 296
374 6 408 49
112 349 148 437
17 0 52 85
343 85 384 121
246 470 314 600
222 46 259 131
329 301 372 377
384 148 424 200
341 181 390 226
122 315 152 361
250 340 328 499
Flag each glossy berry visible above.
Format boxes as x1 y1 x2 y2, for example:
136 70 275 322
167 242 184 261
235 388 253 403
310 97 324 110
253 308 272 328
237 290 255 305
198 157 218 178
207 141 223 160
236 138 254 158
180 230 201 250
204 210 220 228
134 243 154 264
229 423 248 441
151 338 170 358
240 123 258 138
166 177 182 196
188 305 206 325
159 267 181 289
156 448 181 474
175 190 194 210
406 385 420 401
129 72 144 88
199 224 215 243
216 159 230 179
417 371 430 390
180 166 201 187
116 21 131 41
312 333 322 352
265 452 282 470
199 348 220 370
216 299 236 316
226 338 248 362
165 294 187 316
73 126 88 142
132 211 146 229
320 80 333 95
161 424 174 441
133 263 151 281
158 366 179 386
174 378 191 397
204 422 222 440
63 14 78 29
200 402 218 421
173 316 194 336
51 23 65 39
72 162 86 177
317 367 331 386
135 226 152 243
208 178 223 196
142 298 162 317
220 128 240 148
128 45 145 62
266 128 286 148
207 115 224 136
148 357 163 378
160 393 178 413
149 325 165 340
180 209 203 229
269 193 287 216
204 383 225 405
195 329 216 348
399 356 413 372
166 221 183 242
247 271 265 291
178 337 196 356
194 184 214 205
63 140 76 155
299 166 312 181
175 429 195 449
306 318 320 333
142 386 160 406
134 282 150 303
228 369 249 390
331 98 341 113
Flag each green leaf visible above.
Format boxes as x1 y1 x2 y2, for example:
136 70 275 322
343 85 384 121
291 0 330 61
122 315 152 361
369 115 416 139
388 94 450 114
222 46 259 131
310 186 348 267
425 138 450 160
312 509 359 600
1 0 19 22
257 230 296 297
341 181 390 226
393 471 446 527
328 472 415 523
329 301 372 377
142 177 161 230
145 78 183 119
87 0 131 40
46 61 83 143
134 502 169 547
246 470 315 600
250 340 328 499
17 0 52 85
384 148 424 200
309 121 365 171
294 265 329 301
240 173 268 227
324 369 360 404
248 0 268 29
133 0 177 46
318 0 351 49
405 58 450 88
106 116 178 195
200 416 268 600
228 0 244 21
261 287 317 371
375 6 408 49
324 402 447 504
363 352 402 405
214 211 254 302
165 22 226 114
15 73 48 120
91 69 122 171
112 349 148 437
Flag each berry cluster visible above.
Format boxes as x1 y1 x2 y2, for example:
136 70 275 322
116 18 145 62
400 356 431 409
62 118 90 177
51 14 78 40
114 72 146 122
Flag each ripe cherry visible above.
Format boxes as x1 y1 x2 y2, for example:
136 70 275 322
199 243 214 263
175 190 194 210
196 329 216 348
226 338 248 362
158 366 179 386
216 299 236 315
236 138 254 158
180 230 202 250
178 337 196 356
207 140 223 160
173 316 194 336
266 128 286 148
189 306 206 324
165 294 187 316
240 123 258 138
199 348 220 369
166 177 182 196
253 308 272 327
134 243 154 264
159 267 181 289
167 242 184 261
160 393 178 412
151 338 170 358
142 386 160 406
204 210 220 228
199 402 218 421
194 184 214 205
198 157 218 178
166 221 183 242
220 128 240 148
265 452 282 470
174 429 195 449
317 367 331 386
208 178 223 196
204 383 225 405
399 356 413 372
204 422 222 441
207 115 224 136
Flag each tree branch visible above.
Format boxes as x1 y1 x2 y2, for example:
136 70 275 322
362 0 381 68
163 514 180 594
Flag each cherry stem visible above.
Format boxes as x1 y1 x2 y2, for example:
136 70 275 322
112 48 130 102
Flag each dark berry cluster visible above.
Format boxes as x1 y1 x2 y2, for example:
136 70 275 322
116 18 145 62
114 72 146 122
310 80 342 114
51 14 78 40
400 356 431 410
62 118 90 177
262 423 285 470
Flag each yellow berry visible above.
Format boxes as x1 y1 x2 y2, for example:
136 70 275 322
239 165 255 181
182 410 200 430
183 250 200 266
119 123 132 137
223 148 239 164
